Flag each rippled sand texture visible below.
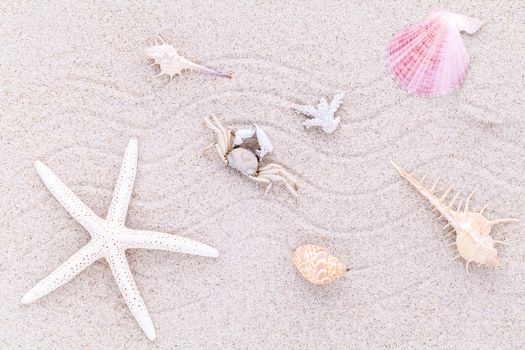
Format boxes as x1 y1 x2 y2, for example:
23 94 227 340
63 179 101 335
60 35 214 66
1 1 525 348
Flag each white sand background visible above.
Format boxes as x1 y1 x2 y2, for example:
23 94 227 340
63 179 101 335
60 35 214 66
1 0 525 348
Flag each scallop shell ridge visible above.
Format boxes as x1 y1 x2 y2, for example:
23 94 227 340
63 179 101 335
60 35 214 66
387 9 482 97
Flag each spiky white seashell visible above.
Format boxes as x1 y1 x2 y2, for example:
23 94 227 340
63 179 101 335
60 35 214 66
392 162 518 274
292 92 345 133
146 36 232 79
388 9 482 97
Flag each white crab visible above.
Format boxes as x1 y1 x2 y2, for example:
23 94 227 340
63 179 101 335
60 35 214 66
204 116 298 197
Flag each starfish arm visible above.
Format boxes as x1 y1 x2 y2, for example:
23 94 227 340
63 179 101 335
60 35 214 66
34 161 103 236
106 246 156 341
120 228 219 257
106 138 138 226
21 239 103 304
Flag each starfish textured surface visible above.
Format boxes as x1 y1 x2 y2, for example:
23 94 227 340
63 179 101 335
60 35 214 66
21 138 219 341
291 92 345 134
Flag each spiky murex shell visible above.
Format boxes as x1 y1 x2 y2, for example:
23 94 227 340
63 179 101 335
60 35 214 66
454 212 501 266
391 161 518 272
146 44 192 78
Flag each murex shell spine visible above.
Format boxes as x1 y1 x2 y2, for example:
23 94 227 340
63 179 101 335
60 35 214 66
392 162 518 274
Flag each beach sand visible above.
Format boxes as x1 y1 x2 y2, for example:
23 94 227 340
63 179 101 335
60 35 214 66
1 0 524 348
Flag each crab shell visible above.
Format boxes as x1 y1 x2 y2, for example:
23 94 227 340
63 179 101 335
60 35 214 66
227 148 258 176
292 244 347 285
454 212 501 266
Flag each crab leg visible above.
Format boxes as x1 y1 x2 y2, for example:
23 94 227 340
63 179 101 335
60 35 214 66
204 116 233 158
204 116 221 133
280 179 298 197
215 144 227 164
203 142 216 151
248 176 272 195
258 168 295 185
253 172 298 197
264 183 273 196
259 164 298 185
214 117 233 155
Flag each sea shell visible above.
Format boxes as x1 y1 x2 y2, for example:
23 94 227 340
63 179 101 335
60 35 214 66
387 9 482 97
392 162 518 274
146 36 232 79
454 211 504 267
292 244 347 285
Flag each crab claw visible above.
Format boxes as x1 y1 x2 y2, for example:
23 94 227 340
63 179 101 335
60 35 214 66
254 124 273 159
233 127 256 146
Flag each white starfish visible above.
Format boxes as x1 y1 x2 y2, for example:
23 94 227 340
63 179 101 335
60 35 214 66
291 92 345 134
21 138 219 341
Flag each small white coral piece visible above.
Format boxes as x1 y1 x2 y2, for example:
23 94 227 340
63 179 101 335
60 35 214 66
146 35 232 79
292 92 345 134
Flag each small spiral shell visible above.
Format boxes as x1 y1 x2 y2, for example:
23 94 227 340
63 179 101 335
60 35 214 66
292 244 347 285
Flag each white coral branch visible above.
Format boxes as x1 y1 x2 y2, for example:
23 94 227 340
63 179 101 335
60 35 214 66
292 92 345 134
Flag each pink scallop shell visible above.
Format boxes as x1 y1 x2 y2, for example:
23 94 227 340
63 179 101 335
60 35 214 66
388 9 482 97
